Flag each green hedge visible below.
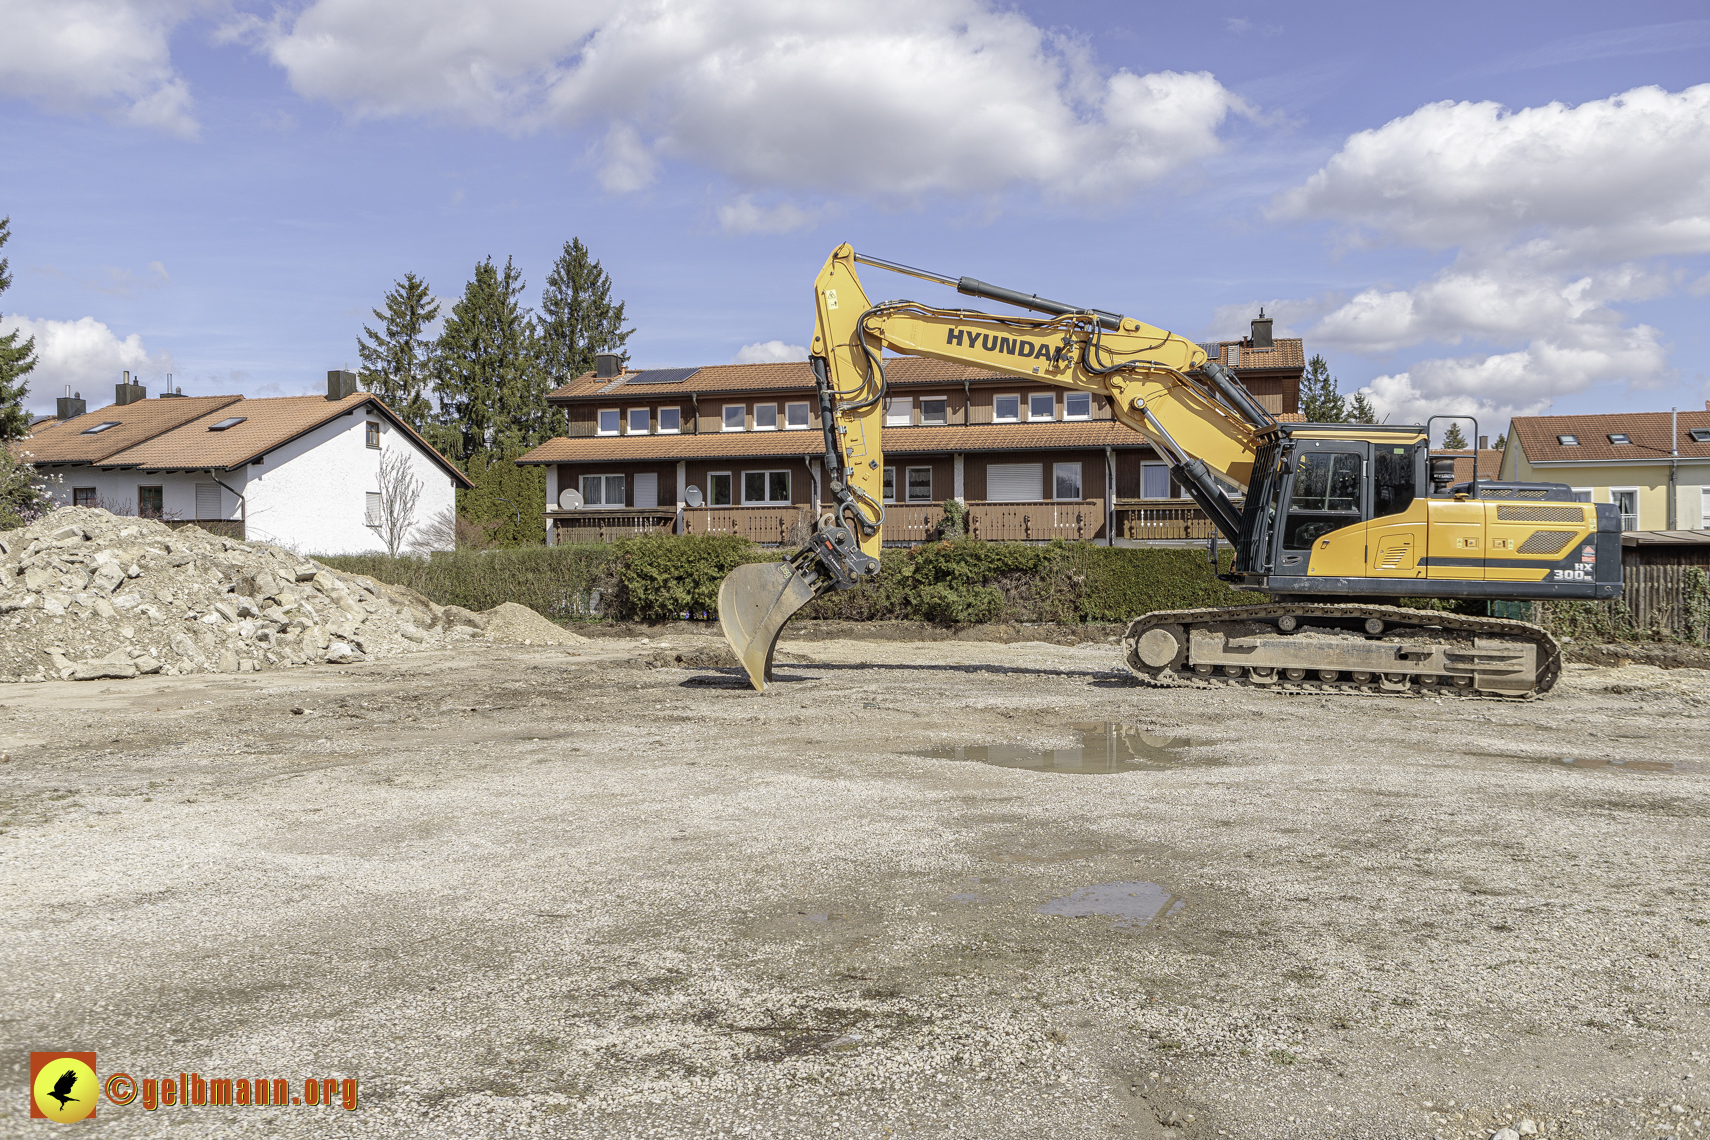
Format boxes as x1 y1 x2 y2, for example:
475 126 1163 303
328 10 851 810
321 536 1246 625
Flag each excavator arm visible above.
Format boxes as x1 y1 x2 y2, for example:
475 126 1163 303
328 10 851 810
717 244 1281 689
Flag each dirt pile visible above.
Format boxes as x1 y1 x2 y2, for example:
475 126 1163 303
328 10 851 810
0 508 571 682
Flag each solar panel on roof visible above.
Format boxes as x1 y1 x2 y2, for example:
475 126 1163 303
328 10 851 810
625 367 700 385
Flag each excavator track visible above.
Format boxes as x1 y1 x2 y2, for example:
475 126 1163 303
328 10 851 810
1121 604 1562 699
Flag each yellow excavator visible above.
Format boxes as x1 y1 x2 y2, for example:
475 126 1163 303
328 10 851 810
717 245 1623 698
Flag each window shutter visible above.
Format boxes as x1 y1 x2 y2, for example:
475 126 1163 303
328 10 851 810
365 492 381 526
195 483 221 519
633 472 658 509
986 463 1042 502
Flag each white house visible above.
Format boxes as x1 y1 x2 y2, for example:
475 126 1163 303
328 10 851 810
24 372 471 554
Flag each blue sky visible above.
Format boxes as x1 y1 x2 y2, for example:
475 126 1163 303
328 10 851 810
2 0 1707 445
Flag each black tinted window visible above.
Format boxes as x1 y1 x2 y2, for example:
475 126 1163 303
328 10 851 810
1373 446 1416 518
1289 453 1360 512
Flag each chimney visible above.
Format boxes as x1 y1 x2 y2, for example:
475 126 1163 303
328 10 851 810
114 370 147 405
1478 435 1488 450
57 385 86 421
1250 308 1273 349
327 369 360 400
594 352 622 379
159 373 183 398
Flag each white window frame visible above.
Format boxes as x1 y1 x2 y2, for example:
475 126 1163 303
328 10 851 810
722 404 746 431
1141 462 1172 501
581 473 626 508
1700 485 1710 528
992 394 1020 423
882 466 896 503
905 465 934 502
1063 392 1091 421
1608 485 1640 531
784 402 810 430
627 407 650 435
919 397 947 426
753 403 779 431
885 397 912 426
1053 462 1083 501
742 469 792 505
1569 486 1592 504
657 407 681 434
708 471 733 507
1028 392 1055 421
597 408 621 436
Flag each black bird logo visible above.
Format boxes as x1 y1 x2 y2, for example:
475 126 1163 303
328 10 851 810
46 1068 79 1110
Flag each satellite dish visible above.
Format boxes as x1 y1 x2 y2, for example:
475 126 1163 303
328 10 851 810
558 488 584 510
684 485 703 508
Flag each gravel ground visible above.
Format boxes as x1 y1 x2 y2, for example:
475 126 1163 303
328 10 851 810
2 630 1707 1139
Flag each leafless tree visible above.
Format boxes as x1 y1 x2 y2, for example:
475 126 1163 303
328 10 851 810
377 448 424 557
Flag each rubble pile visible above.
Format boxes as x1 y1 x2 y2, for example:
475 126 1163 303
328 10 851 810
0 508 560 682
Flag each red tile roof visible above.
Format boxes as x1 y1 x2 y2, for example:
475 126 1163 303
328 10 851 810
22 395 244 465
1199 338 1305 371
1511 410 1710 464
24 392 472 486
516 419 1154 465
1435 448 1505 483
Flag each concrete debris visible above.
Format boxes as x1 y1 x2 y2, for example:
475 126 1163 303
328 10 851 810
0 507 583 682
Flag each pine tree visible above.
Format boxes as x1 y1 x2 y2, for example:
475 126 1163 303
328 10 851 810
356 271 439 432
432 256 539 465
1349 391 1378 424
0 216 38 442
537 237 632 441
1299 354 1346 423
1442 422 1468 450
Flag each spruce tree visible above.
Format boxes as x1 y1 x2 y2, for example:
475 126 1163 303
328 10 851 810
357 271 439 431
1299 354 1346 423
1349 391 1379 424
0 217 38 442
433 256 538 465
537 237 632 441
1493 432 1506 450
1442 422 1468 449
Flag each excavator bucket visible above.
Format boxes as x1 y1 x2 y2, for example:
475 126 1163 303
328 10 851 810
717 560 820 691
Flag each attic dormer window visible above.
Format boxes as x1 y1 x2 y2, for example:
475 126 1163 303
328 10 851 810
209 416 247 431
80 421 120 434
1556 434 1579 446
1607 433 1630 445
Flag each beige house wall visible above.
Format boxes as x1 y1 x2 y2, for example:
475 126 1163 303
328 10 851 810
1506 441 1710 529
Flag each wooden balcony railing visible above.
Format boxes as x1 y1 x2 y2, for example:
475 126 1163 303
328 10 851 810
679 506 815 544
1114 501 1221 542
967 500 1102 542
550 509 675 543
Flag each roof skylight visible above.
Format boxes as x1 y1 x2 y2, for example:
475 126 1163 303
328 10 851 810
79 421 120 434
1607 433 1631 445
208 417 248 432
1689 429 1710 443
1556 434 1579 446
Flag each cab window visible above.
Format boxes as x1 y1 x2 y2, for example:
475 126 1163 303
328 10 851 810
1284 452 1361 549
1372 445 1416 518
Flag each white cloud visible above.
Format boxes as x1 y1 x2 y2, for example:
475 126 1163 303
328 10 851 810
1272 84 1710 259
1263 83 1710 421
0 0 208 138
245 0 1251 204
2 314 173 413
733 340 806 365
716 195 825 235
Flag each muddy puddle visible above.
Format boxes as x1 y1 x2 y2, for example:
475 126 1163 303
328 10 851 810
916 722 1217 774
1037 881 1185 928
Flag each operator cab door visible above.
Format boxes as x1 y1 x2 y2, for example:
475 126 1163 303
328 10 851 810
1365 443 1427 579
1276 441 1367 577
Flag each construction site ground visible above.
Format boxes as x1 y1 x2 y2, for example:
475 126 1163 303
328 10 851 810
4 624 1707 1139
